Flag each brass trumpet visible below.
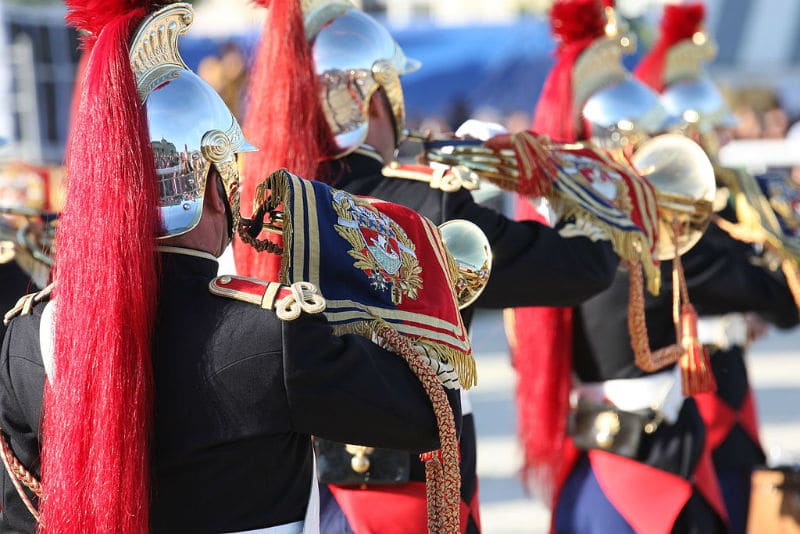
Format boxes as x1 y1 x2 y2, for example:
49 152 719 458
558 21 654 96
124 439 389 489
417 130 717 263
0 206 58 288
439 219 492 309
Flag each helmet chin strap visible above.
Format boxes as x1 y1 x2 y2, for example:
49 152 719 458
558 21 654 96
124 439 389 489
215 177 235 239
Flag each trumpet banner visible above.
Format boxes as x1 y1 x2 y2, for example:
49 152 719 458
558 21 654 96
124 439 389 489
260 169 471 533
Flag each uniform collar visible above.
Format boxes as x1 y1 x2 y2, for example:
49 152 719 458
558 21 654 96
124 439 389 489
157 246 219 279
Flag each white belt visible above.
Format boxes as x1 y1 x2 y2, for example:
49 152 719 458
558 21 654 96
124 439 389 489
460 389 473 416
696 313 747 350
228 521 304 534
573 365 685 424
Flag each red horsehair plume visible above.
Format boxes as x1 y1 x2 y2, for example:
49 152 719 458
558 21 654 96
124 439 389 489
42 0 160 532
234 0 337 281
550 0 607 46
66 0 168 46
661 3 706 47
634 2 706 91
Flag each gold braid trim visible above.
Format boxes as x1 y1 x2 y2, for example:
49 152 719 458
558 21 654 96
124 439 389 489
332 320 461 534
627 260 683 372
331 321 476 391
561 203 661 295
0 430 40 521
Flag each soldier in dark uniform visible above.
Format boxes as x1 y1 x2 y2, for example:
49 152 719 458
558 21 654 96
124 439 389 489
512 1 799 533
634 4 800 533
234 1 620 533
0 3 459 533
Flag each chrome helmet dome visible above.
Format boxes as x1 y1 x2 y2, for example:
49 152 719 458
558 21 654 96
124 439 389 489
304 1 420 157
659 36 737 134
130 3 256 238
574 36 673 149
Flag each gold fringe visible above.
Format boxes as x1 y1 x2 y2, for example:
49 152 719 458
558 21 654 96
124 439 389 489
335 318 461 533
331 321 477 390
258 169 293 285
561 203 661 295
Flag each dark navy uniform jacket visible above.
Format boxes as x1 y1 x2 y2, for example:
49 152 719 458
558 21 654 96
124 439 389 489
0 251 459 533
0 261 35 340
571 216 799 479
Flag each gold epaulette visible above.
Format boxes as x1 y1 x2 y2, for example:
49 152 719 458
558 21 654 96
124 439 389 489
208 275 326 321
381 162 479 192
3 283 53 326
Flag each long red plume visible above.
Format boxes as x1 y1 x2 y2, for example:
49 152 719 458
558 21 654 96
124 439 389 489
532 0 607 142
234 0 337 281
516 0 607 505
634 3 706 91
66 1 164 47
42 2 160 532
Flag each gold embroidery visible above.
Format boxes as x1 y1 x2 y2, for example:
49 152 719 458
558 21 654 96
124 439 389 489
331 190 422 305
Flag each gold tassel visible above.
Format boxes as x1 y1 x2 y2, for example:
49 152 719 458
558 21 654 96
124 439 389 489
671 237 716 395
336 320 462 534
678 303 717 395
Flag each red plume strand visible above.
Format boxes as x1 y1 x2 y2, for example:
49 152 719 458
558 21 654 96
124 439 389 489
66 0 166 47
42 6 159 533
550 0 606 46
635 3 706 91
516 0 607 501
234 0 337 281
533 0 607 142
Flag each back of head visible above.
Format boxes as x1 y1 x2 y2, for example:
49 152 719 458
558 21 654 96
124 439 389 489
45 3 251 532
235 0 417 280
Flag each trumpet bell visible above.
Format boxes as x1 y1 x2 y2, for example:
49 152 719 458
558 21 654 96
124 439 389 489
630 134 716 260
438 219 492 310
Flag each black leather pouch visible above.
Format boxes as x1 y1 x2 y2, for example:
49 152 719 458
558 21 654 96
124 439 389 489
314 438 411 485
568 398 662 459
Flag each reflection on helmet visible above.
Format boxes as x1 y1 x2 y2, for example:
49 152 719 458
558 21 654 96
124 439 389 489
574 37 673 150
661 76 737 134
130 3 256 238
584 77 672 149
306 4 420 157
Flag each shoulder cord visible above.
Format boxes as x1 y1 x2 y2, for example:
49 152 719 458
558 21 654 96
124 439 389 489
0 429 41 521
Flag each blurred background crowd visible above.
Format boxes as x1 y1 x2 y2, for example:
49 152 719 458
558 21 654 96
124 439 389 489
3 0 800 167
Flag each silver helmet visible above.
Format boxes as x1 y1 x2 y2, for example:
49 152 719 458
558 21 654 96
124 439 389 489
130 3 256 238
658 35 737 134
304 0 420 158
574 34 673 150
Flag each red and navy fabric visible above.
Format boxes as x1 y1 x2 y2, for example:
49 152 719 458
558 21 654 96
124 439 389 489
553 400 727 534
694 346 764 534
274 169 472 361
321 413 481 534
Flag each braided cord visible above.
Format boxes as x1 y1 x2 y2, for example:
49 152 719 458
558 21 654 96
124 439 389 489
0 430 40 521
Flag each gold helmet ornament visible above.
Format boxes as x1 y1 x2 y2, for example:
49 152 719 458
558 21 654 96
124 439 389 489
132 3 256 238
